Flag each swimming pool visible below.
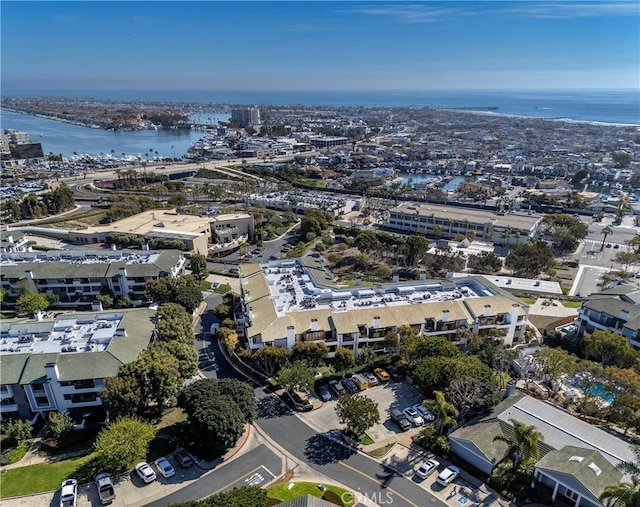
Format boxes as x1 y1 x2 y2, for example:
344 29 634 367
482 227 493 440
586 382 617 405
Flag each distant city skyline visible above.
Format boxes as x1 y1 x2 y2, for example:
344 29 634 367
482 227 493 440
1 1 638 93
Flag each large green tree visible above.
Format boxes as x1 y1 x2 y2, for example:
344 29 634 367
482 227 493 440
149 340 198 381
334 347 355 377
277 361 315 394
335 393 380 436
94 417 155 473
583 330 633 366
156 303 194 343
180 378 256 424
189 253 209 281
15 292 50 316
505 241 555 278
184 396 245 455
135 348 181 411
291 341 328 368
250 346 289 377
101 376 144 419
541 214 589 254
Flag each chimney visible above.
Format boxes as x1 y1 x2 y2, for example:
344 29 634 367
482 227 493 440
111 243 117 251
142 243 150 251
152 212 156 220
483 304 492 317
355 277 361 286
419 272 426 281
373 316 381 329
392 273 400 283
619 309 630 321
310 318 318 331
441 309 450 322
35 311 44 321
286 325 295 342
7 235 14 244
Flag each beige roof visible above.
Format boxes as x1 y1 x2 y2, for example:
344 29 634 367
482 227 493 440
248 299 473 343
464 295 525 317
77 209 212 235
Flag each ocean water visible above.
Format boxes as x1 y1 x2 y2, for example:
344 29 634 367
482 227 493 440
3 88 639 125
1 89 638 158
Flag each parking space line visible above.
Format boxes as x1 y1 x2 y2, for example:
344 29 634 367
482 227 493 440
338 460 419 507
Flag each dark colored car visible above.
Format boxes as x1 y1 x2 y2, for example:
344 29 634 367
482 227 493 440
341 378 359 395
316 385 332 401
175 449 194 468
385 365 404 381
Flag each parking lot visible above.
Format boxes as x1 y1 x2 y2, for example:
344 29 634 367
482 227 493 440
299 377 426 443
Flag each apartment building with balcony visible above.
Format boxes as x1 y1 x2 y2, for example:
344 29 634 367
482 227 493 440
576 286 640 348
0 309 155 422
384 202 542 245
237 258 529 357
0 249 186 307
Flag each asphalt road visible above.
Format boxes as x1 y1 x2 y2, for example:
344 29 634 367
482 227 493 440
254 390 447 507
144 444 282 507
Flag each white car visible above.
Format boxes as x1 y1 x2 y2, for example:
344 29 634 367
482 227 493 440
436 465 460 486
154 457 175 478
59 479 78 507
415 458 440 480
413 403 436 422
364 372 379 386
135 462 157 484
403 407 424 426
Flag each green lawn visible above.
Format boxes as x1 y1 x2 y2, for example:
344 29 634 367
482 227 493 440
359 433 374 445
267 481 354 507
562 301 582 308
214 283 232 294
199 280 212 290
0 453 94 498
519 297 537 304
0 443 29 466
368 442 396 458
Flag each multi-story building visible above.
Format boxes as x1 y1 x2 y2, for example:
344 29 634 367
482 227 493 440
576 286 640 348
384 202 542 245
210 212 255 245
0 309 155 422
237 258 529 357
231 107 261 128
0 249 186 307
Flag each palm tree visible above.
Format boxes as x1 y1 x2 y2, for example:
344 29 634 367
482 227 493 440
493 419 543 468
422 390 458 436
600 445 640 507
601 225 613 250
600 480 640 507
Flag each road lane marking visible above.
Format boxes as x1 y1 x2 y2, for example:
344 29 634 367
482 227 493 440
211 465 263 495
338 460 419 507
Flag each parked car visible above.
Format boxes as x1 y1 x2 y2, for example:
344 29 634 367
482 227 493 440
95 473 116 505
385 365 404 381
154 457 175 478
413 404 435 422
403 407 424 426
341 378 359 395
135 462 156 484
389 408 412 432
364 372 379 386
328 379 346 397
352 373 370 390
436 466 460 486
373 367 390 382
59 479 78 507
316 385 332 402
175 449 194 468
415 459 440 480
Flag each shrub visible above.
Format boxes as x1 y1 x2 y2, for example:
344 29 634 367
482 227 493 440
4 419 32 446
322 489 345 506
48 411 75 440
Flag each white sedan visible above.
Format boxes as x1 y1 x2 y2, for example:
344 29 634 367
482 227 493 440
415 458 440 480
413 403 436 422
154 457 176 478
135 462 157 484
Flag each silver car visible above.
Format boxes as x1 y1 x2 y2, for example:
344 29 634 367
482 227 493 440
403 407 424 426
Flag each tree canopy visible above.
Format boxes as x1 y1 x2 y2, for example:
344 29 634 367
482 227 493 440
505 241 555 278
277 361 315 394
335 393 381 436
189 253 209 281
94 417 155 473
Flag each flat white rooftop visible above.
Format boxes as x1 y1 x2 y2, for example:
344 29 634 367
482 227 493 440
0 250 162 266
0 313 124 355
262 261 488 318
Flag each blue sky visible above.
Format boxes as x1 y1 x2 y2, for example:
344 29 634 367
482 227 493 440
2 1 638 92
